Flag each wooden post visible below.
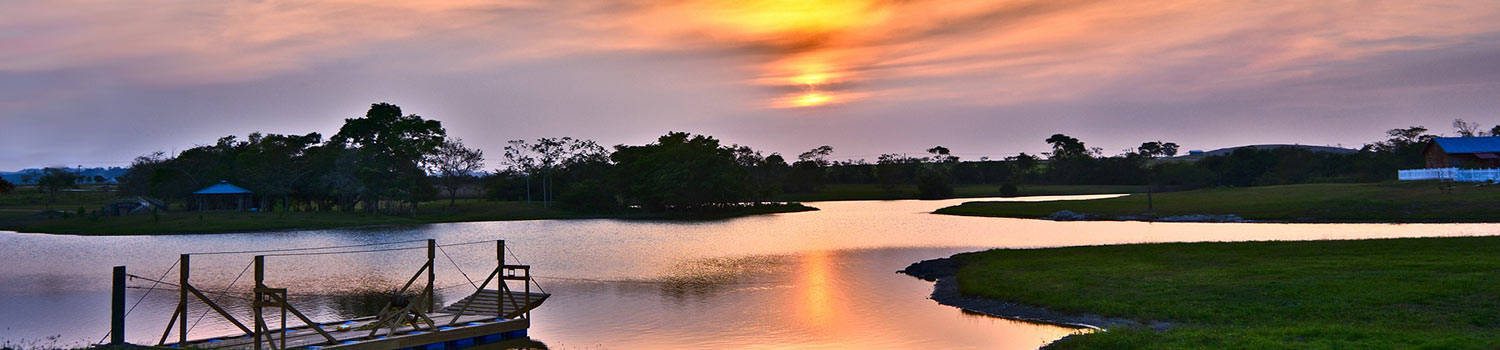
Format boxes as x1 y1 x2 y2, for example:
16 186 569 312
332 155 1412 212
112 266 125 345
497 240 504 319
427 239 436 313
178 254 188 345
253 255 264 350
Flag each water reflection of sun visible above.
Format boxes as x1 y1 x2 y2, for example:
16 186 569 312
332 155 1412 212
796 250 840 328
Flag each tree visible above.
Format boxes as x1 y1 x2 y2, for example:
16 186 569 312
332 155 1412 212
926 146 958 163
733 145 788 199
611 132 747 211
530 137 569 208
500 140 538 203
427 137 486 206
1137 141 1180 157
332 103 446 213
0 177 14 194
786 145 834 193
1454 118 1483 137
1045 134 1089 159
237 132 323 211
798 145 834 166
37 167 80 205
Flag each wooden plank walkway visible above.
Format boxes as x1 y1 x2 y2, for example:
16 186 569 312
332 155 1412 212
179 290 549 350
441 290 550 318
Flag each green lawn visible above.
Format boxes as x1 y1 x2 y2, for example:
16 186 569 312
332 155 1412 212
0 185 119 210
936 182 1500 222
952 236 1500 349
771 184 1144 202
0 199 816 235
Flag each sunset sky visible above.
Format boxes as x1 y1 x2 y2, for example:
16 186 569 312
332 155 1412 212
3 0 1500 169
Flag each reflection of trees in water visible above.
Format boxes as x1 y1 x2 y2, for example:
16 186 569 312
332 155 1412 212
582 254 794 300
327 286 447 319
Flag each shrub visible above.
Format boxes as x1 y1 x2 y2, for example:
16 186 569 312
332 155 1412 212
999 183 1019 197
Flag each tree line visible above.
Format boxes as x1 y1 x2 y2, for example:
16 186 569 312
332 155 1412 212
89 102 1473 212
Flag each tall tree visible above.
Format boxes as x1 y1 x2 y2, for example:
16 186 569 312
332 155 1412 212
331 103 446 212
530 137 569 207
1045 134 1090 159
501 140 538 203
428 137 486 206
1454 118 1484 137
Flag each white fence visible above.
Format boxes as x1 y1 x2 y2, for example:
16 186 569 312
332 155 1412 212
1398 167 1500 182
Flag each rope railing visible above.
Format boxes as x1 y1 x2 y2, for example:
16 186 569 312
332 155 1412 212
97 261 179 344
189 239 431 256
187 260 254 334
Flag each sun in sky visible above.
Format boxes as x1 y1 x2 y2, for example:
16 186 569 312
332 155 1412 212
674 0 885 108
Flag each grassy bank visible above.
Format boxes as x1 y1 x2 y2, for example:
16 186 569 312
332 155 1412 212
952 236 1500 349
771 184 1144 202
936 182 1500 222
0 200 816 235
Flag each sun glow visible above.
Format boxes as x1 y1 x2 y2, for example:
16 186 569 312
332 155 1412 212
794 92 832 107
694 0 890 38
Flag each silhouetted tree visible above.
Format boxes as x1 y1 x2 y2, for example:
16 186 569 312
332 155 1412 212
1045 134 1089 159
331 103 446 213
1454 118 1484 137
0 177 14 194
428 137 485 206
1137 141 1180 157
611 132 746 211
500 140 538 203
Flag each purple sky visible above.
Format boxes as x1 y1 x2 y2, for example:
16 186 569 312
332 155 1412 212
3 0 1500 170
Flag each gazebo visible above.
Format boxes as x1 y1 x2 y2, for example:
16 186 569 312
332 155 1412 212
193 180 255 211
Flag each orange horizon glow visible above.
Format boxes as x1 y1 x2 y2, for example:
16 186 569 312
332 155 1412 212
7 0 1498 112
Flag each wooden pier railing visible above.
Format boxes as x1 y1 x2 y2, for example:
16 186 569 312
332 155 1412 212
123 239 546 350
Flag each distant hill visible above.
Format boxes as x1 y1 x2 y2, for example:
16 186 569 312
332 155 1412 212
0 167 130 184
1163 144 1359 162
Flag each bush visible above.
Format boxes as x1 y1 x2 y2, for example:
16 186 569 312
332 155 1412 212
916 173 954 199
999 183 1019 197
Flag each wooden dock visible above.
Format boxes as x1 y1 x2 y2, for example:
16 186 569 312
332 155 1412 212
115 239 548 350
175 289 548 350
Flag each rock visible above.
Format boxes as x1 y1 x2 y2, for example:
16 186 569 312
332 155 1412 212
1045 210 1090 221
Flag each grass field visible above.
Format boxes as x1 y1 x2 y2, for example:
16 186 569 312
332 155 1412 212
952 236 1500 349
936 182 1500 222
0 196 816 235
771 184 1144 202
0 185 119 210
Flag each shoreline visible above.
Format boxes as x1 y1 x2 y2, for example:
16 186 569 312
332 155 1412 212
935 210 1500 224
0 203 818 236
898 257 1172 345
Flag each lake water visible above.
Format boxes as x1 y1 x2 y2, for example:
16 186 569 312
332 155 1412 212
3 195 1498 349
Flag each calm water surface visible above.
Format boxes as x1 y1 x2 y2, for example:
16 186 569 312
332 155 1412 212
3 195 1498 349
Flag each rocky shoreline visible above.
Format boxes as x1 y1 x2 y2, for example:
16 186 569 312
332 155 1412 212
898 256 1173 345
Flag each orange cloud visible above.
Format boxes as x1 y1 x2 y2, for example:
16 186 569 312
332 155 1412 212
3 0 1498 108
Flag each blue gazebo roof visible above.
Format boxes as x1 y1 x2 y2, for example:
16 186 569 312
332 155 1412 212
194 180 253 195
1432 137 1500 154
